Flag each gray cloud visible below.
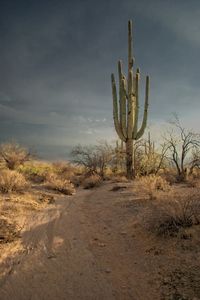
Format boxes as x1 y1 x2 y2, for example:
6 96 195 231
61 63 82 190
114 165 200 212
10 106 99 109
0 0 200 159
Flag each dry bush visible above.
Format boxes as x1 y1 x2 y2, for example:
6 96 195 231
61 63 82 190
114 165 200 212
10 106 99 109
162 170 177 185
70 174 84 187
45 173 75 195
0 142 30 170
111 174 128 183
0 217 19 243
52 161 84 187
136 175 171 199
71 142 114 178
186 177 200 188
52 161 77 180
82 174 102 189
0 170 29 193
142 190 200 237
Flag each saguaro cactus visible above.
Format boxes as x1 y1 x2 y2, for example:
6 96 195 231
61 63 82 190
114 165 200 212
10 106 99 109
111 20 150 179
115 140 125 171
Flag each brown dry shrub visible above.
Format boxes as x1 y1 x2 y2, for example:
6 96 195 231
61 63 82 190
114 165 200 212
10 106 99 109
162 172 177 185
187 177 200 188
82 174 102 189
45 173 75 195
136 175 171 199
0 217 19 243
0 170 29 193
111 175 128 183
142 190 200 237
0 142 30 170
70 175 85 187
52 161 77 180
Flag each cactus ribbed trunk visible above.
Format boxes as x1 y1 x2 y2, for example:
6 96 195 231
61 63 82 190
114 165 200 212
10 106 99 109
111 20 150 179
126 139 134 179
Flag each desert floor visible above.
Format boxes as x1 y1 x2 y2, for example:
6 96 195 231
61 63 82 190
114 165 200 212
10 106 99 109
0 182 200 300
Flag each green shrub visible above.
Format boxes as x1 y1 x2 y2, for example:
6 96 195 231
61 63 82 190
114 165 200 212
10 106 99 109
18 162 53 183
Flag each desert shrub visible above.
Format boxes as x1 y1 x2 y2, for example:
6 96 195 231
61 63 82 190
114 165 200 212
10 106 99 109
70 174 84 187
45 173 75 195
82 174 102 189
136 175 170 199
111 175 128 183
71 142 114 178
162 169 177 185
186 177 200 188
142 190 200 237
52 161 77 180
0 217 19 243
0 170 29 193
18 162 53 183
0 142 30 170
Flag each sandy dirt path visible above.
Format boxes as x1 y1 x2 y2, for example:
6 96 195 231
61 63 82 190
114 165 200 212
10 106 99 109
0 182 160 300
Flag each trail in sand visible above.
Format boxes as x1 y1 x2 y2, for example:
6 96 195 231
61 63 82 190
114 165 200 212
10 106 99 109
0 183 160 300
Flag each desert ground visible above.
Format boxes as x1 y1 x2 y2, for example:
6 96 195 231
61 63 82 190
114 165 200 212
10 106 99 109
0 175 200 300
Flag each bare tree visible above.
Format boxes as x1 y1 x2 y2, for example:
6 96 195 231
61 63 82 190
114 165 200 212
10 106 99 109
71 145 98 174
71 141 114 178
95 141 114 177
164 115 200 180
0 142 31 170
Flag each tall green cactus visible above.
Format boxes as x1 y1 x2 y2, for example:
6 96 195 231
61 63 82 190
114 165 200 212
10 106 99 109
115 140 125 171
111 20 150 179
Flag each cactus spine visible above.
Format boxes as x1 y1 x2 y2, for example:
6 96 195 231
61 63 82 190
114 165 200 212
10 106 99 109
111 20 150 179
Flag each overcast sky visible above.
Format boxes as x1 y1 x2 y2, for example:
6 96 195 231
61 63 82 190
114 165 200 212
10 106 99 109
0 0 200 159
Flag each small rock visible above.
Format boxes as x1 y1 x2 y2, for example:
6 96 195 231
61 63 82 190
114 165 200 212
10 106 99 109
98 243 106 247
47 253 56 259
120 231 127 235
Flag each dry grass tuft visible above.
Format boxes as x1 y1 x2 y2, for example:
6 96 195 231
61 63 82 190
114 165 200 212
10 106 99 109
70 175 84 187
111 175 128 183
187 177 200 188
136 175 171 199
0 170 29 193
45 173 75 195
162 171 177 185
52 161 77 179
82 174 102 189
0 217 19 243
142 190 200 237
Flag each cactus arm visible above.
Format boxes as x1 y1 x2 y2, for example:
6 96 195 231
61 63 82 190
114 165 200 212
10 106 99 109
128 20 134 70
136 76 149 140
127 70 134 139
111 73 126 142
133 68 140 139
121 77 128 138
118 61 127 139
